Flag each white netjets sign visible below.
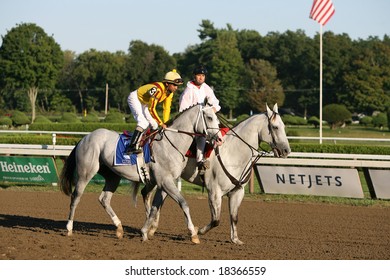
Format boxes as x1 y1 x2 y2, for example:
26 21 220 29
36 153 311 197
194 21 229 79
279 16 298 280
256 166 364 198
368 169 390 199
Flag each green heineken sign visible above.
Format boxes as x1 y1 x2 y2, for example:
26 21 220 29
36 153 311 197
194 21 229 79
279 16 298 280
0 156 58 184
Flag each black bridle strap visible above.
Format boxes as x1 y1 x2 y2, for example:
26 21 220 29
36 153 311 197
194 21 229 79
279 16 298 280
267 112 278 148
214 146 262 188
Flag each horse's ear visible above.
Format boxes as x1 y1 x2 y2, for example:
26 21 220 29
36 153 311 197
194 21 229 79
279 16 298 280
266 103 272 118
273 103 279 114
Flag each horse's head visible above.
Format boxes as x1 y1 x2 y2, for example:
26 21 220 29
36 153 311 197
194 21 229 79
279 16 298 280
196 104 221 143
263 104 291 158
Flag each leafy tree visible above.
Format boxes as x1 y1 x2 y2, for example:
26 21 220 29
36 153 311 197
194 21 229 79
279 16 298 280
0 116 12 127
341 38 390 114
372 112 388 129
0 23 63 122
11 110 30 126
244 58 284 113
323 104 352 129
67 49 128 113
82 112 99 123
308 116 320 128
359 116 373 126
60 112 80 123
261 30 318 117
236 29 264 63
208 27 245 119
34 115 52 123
127 40 176 88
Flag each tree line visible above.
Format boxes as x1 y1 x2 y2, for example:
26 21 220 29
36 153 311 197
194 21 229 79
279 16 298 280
1 20 390 123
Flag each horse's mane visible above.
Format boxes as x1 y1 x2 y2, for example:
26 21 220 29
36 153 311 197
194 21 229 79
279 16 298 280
218 112 266 130
165 104 201 126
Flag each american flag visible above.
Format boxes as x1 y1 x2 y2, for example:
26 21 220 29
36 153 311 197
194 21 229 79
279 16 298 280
310 0 335 26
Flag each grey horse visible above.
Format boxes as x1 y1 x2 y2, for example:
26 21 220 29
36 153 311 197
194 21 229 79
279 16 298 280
140 103 291 244
59 104 221 243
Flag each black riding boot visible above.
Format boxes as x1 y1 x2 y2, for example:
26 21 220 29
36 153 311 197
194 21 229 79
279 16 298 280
125 129 143 154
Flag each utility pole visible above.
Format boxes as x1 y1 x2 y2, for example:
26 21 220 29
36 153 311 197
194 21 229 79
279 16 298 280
105 83 109 115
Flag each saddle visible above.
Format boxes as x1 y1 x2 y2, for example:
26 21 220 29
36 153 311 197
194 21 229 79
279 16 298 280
115 131 151 166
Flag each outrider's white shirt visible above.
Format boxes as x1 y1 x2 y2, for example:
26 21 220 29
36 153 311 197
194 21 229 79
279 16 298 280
179 81 221 113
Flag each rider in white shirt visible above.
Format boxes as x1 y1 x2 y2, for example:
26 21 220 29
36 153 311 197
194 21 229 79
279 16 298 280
179 65 221 175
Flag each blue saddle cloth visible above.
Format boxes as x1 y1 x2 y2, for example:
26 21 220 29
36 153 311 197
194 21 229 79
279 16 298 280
114 133 151 165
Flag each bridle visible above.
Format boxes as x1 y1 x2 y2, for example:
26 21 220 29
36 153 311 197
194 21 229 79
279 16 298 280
214 110 279 189
267 111 279 151
152 105 220 161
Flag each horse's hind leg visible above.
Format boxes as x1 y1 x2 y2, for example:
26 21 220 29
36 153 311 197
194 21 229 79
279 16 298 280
141 184 159 236
66 178 90 236
66 142 99 236
141 183 157 218
227 187 245 245
141 187 166 242
98 172 123 238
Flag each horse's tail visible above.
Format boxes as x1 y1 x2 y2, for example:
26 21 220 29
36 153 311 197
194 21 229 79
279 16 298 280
59 142 79 196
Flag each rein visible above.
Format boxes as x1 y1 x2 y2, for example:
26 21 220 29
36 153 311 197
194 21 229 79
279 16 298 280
214 146 265 189
151 105 218 162
213 112 276 189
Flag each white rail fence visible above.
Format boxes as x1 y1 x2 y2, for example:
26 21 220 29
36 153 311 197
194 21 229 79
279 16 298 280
1 129 390 163
1 131 390 198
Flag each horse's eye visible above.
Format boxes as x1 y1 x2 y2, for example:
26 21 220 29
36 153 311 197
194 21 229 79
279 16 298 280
273 126 278 130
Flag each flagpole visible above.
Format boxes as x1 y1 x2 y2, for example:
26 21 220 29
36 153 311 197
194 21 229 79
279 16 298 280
319 24 323 144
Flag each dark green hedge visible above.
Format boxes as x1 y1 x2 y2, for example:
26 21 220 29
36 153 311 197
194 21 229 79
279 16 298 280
290 143 390 155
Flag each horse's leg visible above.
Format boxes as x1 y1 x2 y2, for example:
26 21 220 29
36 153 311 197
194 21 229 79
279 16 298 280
141 183 157 218
141 187 165 242
160 179 200 244
66 177 90 236
98 173 122 238
199 190 222 235
148 189 167 237
66 144 99 236
227 187 245 245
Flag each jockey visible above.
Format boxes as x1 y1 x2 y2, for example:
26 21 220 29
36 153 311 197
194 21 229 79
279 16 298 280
126 69 183 154
179 65 222 175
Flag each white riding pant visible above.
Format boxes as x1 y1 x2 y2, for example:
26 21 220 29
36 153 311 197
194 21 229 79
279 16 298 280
196 136 206 163
127 90 158 130
196 129 224 163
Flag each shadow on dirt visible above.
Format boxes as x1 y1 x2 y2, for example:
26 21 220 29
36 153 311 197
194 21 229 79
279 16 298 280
0 213 141 238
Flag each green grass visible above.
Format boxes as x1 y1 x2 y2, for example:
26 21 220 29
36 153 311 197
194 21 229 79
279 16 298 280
287 125 388 139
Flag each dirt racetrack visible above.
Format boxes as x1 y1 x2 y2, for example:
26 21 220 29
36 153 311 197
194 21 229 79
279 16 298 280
1 189 389 260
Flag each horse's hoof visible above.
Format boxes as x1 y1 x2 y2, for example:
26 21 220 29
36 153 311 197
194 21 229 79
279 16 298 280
232 239 244 245
148 227 157 237
67 231 73 237
198 227 207 235
191 235 201 244
116 224 124 239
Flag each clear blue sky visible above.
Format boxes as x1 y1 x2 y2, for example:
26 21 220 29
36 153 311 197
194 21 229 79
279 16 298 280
1 0 389 54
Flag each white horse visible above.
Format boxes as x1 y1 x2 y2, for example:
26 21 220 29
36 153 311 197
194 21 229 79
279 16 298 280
140 103 291 244
59 104 221 243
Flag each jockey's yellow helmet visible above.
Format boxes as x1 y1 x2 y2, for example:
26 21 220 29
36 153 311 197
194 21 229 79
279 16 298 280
163 69 183 86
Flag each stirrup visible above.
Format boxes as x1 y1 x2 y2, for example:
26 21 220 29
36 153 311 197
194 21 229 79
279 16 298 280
197 159 210 176
125 147 142 155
